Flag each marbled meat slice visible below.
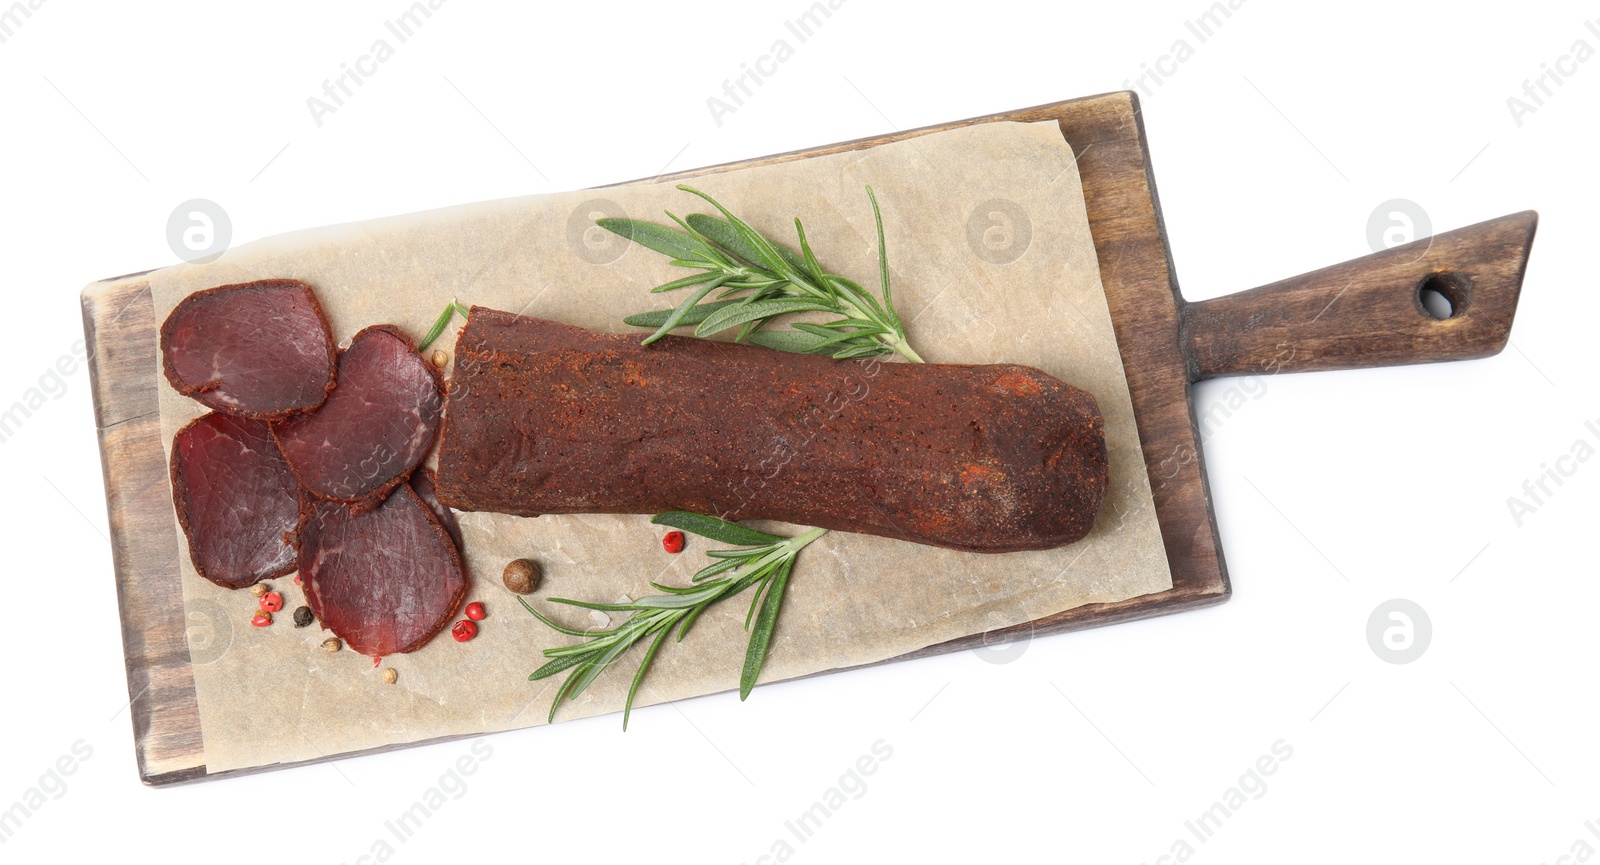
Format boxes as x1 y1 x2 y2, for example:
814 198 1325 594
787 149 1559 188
169 412 300 589
409 467 462 551
298 485 467 657
273 324 444 505
160 279 336 418
435 308 1109 554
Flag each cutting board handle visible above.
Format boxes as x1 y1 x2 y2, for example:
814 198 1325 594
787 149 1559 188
1179 211 1538 382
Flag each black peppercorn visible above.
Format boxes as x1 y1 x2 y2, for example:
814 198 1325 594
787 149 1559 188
293 605 315 628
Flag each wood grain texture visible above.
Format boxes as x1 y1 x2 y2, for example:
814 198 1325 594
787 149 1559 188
1182 211 1538 381
82 90 1534 785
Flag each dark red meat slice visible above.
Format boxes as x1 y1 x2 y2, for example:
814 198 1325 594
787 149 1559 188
160 279 336 418
297 485 468 657
272 325 444 505
409 468 462 551
169 412 300 589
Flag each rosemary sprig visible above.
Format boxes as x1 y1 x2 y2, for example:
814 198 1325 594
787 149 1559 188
599 185 924 363
521 512 827 729
418 298 472 351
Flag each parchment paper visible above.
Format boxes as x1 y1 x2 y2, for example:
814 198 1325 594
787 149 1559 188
146 120 1172 772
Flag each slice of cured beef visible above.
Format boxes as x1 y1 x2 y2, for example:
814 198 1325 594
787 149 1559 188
273 325 444 506
169 412 300 589
409 467 463 551
160 279 336 418
434 308 1109 554
297 485 468 657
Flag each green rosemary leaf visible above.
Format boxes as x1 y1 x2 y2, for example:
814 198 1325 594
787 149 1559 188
643 275 729 345
544 597 648 612
795 327 881 352
568 619 658 701
831 342 894 360
547 664 586 724
867 184 900 329
684 211 806 273
677 186 795 277
685 212 812 274
801 318 885 334
741 556 795 700
623 299 743 329
691 556 744 583
629 591 723 610
696 297 837 338
649 581 710 595
744 330 833 354
623 625 673 731
529 651 590 681
665 211 736 271
418 298 460 352
742 560 781 630
651 271 723 294
675 603 708 642
607 186 924 361
517 595 596 638
653 511 787 546
597 217 716 264
824 275 891 325
523 517 830 726
453 301 472 320
793 219 832 295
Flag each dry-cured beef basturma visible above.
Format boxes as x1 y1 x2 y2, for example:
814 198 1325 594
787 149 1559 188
273 325 444 506
409 468 462 551
169 412 300 589
160 279 336 418
435 308 1109 554
297 485 468 657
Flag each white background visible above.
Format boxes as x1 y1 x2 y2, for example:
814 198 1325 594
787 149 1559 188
3 1 1596 862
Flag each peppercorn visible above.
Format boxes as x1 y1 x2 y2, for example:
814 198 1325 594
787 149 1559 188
465 602 486 621
663 531 686 554
452 620 478 642
432 350 449 368
250 583 270 598
251 611 272 628
321 638 342 653
293 606 315 628
502 558 541 594
259 591 284 613
381 668 398 685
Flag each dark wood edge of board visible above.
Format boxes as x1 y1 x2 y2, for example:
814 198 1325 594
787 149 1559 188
82 90 1229 786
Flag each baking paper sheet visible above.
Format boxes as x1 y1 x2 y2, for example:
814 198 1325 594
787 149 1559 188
146 119 1172 772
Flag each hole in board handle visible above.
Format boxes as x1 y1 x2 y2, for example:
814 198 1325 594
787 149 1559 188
1416 272 1470 321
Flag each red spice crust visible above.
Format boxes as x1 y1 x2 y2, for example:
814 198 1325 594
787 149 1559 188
159 278 337 420
434 308 1109 554
271 323 446 510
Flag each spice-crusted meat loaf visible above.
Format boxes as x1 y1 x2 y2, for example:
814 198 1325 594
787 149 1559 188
433 308 1109 553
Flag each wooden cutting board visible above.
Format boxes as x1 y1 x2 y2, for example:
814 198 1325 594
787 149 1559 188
81 91 1537 786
